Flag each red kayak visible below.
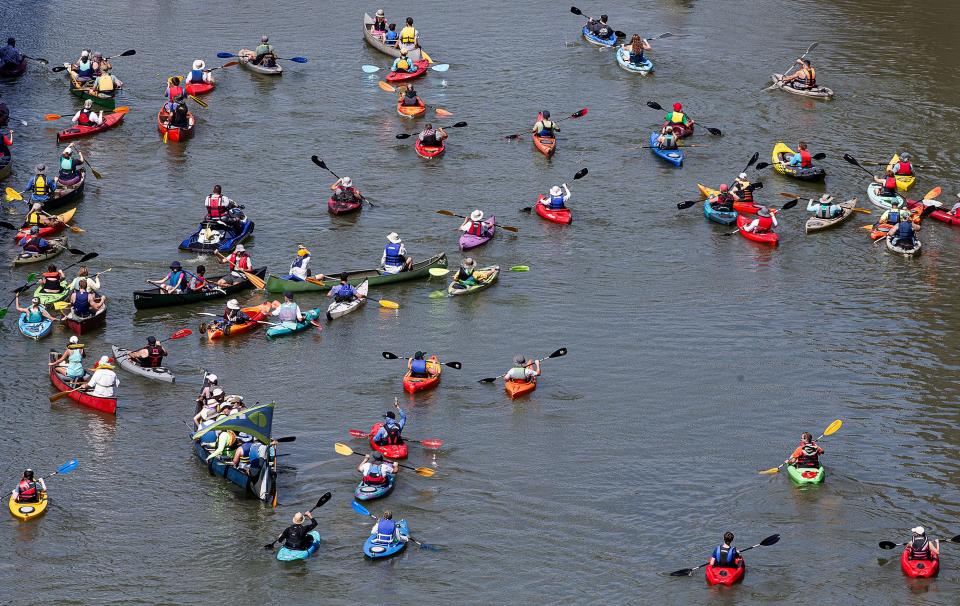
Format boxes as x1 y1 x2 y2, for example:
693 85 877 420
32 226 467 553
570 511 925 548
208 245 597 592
402 355 441 393
736 214 778 247
369 423 408 459
535 195 572 224
328 196 362 215
56 110 125 142
906 199 960 226
415 138 445 159
901 548 939 578
185 81 215 95
157 107 195 142
385 60 428 83
705 561 745 586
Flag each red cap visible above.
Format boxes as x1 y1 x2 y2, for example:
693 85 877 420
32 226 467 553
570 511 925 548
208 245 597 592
673 103 682 111
719 184 729 191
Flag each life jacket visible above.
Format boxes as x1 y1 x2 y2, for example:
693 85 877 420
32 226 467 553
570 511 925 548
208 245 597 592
171 105 189 126
887 209 903 224
76 59 93 79
715 192 735 210
669 111 686 125
411 358 428 375
21 235 43 252
795 443 820 468
799 149 812 168
755 215 774 232
333 283 356 302
374 519 397 544
467 220 485 236
883 176 898 195
895 161 912 176
238 442 254 464
72 290 91 316
77 108 94 125
60 157 78 176
385 30 398 42
384 243 403 266
26 306 44 323
384 423 403 445
277 301 299 322
363 463 389 485
798 66 816 86
712 545 739 567
144 345 164 368
816 201 835 219
167 270 184 288
188 69 204 83
395 58 410 71
895 220 914 241
255 44 273 57
283 523 310 549
909 538 932 560
32 174 50 196
17 479 38 500
373 17 387 31
400 26 417 44
95 75 114 92
506 366 528 381
402 92 419 106
538 120 556 136
167 84 184 101
227 252 251 271
206 194 226 218
733 181 753 202
659 134 677 149
42 271 62 290
548 195 565 209
335 186 359 201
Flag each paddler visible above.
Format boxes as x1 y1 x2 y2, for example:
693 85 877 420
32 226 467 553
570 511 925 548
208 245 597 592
23 203 57 229
708 532 742 569
888 215 919 249
451 257 479 287
253 36 277 67
164 97 191 129
164 76 185 111
219 298 250 329
372 400 407 447
86 355 119 398
740 206 778 235
0 128 11 157
504 355 540 384
459 210 490 237
587 14 613 39
372 9 388 35
276 511 318 552
786 141 815 169
381 232 413 274
385 24 399 45
91 65 121 97
231 435 275 471
330 176 361 204
655 125 678 150
418 123 446 147
407 351 432 378
358 452 398 486
785 432 823 470
17 226 52 254
71 49 94 82
905 527 940 562
540 183 571 211
272 291 305 325
709 184 736 213
195 375 220 415
807 194 842 219
126 336 167 369
661 103 693 137
371 510 409 545
873 168 899 198
49 336 86 385
90 51 112 76
152 261 187 294
214 244 253 285
891 152 914 179
66 279 105 319
68 266 101 293
10 469 45 504
283 245 311 282
390 48 418 74
875 198 915 228
398 17 420 54
39 264 66 294
185 59 213 86
72 99 102 128
399 85 423 108
731 173 755 203
780 58 816 90
620 34 651 66
57 146 84 184
0 38 23 72
15 295 57 325
194 387 225 424
532 111 559 137
327 273 362 303
206 429 240 461
950 193 960 216
24 164 56 205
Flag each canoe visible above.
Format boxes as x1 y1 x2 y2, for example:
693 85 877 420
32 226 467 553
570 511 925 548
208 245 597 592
770 74 834 99
385 60 428 84
397 98 426 118
886 235 922 257
866 182 906 210
697 183 760 215
206 305 268 340
705 561 745 586
157 107 195 142
403 355 441 393
67 72 118 109
14 207 76 241
458 215 495 251
906 198 960 226
8 492 47 521
185 81 215 95
18 312 53 340
448 265 499 296
34 282 70 306
786 465 824 484
112 345 175 382
535 196 572 224
277 530 321 561
354 473 396 501
581 25 617 47
703 198 738 226
12 236 67 266
364 519 409 559
415 138 445 159
265 308 322 339
56 111 125 142
532 112 556 157
62 304 107 336
48 350 117 414
736 214 778 247
772 142 826 181
887 154 915 191
505 378 536 399
363 13 425 61
44 170 86 211
133 267 266 310
649 131 682 167
901 548 939 578
328 196 362 216
178 219 254 254
192 437 275 501
615 47 653 74
265 252 446 293
369 422 407 459
238 49 282 75
804 199 857 234
326 279 368 320
0 57 28 79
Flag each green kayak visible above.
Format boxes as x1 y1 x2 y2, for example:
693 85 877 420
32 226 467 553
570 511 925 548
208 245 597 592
448 265 499 296
787 465 824 485
266 308 322 339
34 282 70 306
265 252 447 293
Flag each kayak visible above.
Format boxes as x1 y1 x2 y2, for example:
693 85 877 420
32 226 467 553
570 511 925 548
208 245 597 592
581 25 617 48
185 81 215 96
277 530 321 561
354 473 396 501
770 74 834 100
866 182 906 210
786 465 825 485
369 422 408 459
649 132 682 167
906 198 960 226
12 236 67 266
179 218 254 254
364 519 409 559
901 548 939 578
415 138 445 159
886 154 915 191
615 47 653 74
48 350 117 414
238 49 282 75
44 170 86 211
535 196 572 224
886 235 922 257
772 142 826 181
703 197 738 226
505 378 536 399
697 184 760 215
532 112 556 157
363 13 426 61
459 215 495 251
385 60 428 84
705 561 745 586
14 207 76 241
326 279 368 320
448 265 499 296
0 57 28 79
62 304 107 336
34 282 70 306
56 111 125 142
19 312 53 340
328 196 362 215
402 355 441 393
206 305 269 340
397 97 426 118
265 252 446 293
112 345 175 382
804 199 857 234
8 493 47 521
157 107 195 142
266 308 322 339
736 214 778 247
133 267 266 310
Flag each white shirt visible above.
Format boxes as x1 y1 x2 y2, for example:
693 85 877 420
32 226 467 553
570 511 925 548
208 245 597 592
289 255 310 280
71 110 102 125
87 368 118 397
69 275 100 292
742 214 778 233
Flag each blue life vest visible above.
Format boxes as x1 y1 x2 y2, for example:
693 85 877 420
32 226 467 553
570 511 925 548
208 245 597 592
291 256 308 269
384 243 403 266
189 69 204 82
712 545 739 566
167 270 184 288
895 220 914 239
76 59 93 78
333 283 356 300
73 291 90 316
411 359 428 374
549 195 565 209
888 209 901 223
374 519 396 544
385 31 398 42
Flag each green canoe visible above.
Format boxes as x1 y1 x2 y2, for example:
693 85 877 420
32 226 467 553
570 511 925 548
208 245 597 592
787 465 824 485
265 252 447 293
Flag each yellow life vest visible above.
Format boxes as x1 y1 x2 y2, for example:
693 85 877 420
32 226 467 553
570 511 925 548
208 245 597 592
670 111 686 124
95 75 114 92
400 26 417 44
33 175 49 196
396 59 410 70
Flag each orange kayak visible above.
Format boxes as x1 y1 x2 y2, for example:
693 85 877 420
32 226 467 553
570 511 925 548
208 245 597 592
397 98 426 118
206 304 269 340
532 112 556 157
402 355 441 393
505 378 536 399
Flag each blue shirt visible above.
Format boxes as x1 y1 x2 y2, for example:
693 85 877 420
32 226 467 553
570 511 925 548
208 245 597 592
373 408 407 442
18 235 49 250
788 153 803 166
0 45 22 66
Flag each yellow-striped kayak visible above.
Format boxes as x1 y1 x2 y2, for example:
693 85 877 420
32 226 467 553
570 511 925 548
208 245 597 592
886 154 915 191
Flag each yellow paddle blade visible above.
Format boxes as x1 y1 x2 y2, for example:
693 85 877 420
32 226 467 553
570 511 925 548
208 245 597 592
334 442 354 456
435 108 453 117
190 94 208 108
69 225 85 233
378 299 399 309
4 187 22 202
778 192 799 199
852 208 872 214
428 268 450 277
163 130 168 144
44 113 63 121
860 225 874 230
414 467 436 477
242 271 265 290
53 301 70 310
89 166 103 180
377 80 395 92
924 187 941 200
824 419 843 436
758 467 780 475
421 50 433 64
305 277 326 287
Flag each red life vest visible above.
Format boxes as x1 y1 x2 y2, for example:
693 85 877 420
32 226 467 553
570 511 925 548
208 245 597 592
228 252 252 271
78 109 93 125
467 221 485 236
895 161 912 176
17 479 38 500
733 182 753 202
42 271 61 290
884 176 898 193
167 85 184 101
206 195 226 218
756 216 774 232
799 150 812 168
363 473 388 485
384 425 402 445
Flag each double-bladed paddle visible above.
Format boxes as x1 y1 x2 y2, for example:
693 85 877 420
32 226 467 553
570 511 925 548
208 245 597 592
506 109 588 140
879 534 960 550
112 329 193 360
361 62 448 74
669 534 780 576
758 419 842 475
478 347 567 383
396 121 467 139
646 101 722 136
676 182 763 211
436 210 518 232
263 492 332 550
216 52 308 63
382 351 462 369
347 429 443 450
761 151 826 172
765 42 819 90
50 49 136 72
44 105 128 122
310 156 376 207
334 443 437 476
521 168 588 212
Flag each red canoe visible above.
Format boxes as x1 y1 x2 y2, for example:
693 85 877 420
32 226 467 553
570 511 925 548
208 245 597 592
157 107 195 142
48 350 117 414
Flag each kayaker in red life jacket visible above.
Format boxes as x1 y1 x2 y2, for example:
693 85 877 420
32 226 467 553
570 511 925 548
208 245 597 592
710 184 736 213
12 469 45 503
214 245 253 285
873 168 899 197
709 532 742 568
127 336 168 369
330 176 361 203
459 209 489 237
786 432 823 469
39 264 66 293
781 58 816 90
408 351 433 377
787 141 814 168
906 526 940 561
164 77 185 111
72 99 102 127
741 206 778 234
358 451 398 486
892 152 914 177
373 401 407 446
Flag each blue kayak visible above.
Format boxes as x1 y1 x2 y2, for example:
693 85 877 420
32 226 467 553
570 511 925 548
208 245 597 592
277 530 321 561
648 132 683 167
265 308 322 339
19 312 53 340
178 218 254 254
354 473 396 502
582 26 617 47
703 198 737 225
364 519 409 559
615 48 653 74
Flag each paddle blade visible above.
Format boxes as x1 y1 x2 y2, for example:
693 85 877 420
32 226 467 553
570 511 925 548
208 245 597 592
428 268 450 277
414 467 436 477
289 57 309 63
334 442 355 456
646 101 663 111
80 252 98 262
216 52 235 58
842 153 861 167
778 192 799 199
361 65 380 74
377 80 395 92
669 569 694 577
706 127 722 136
169 328 193 340
812 152 827 160
780 199 799 210
119 49 136 57
381 351 400 360
746 151 759 167
113 106 131 114
428 291 447 298
508 265 529 272
758 467 780 475
420 439 443 449
435 210 457 217
395 133 412 139
351 500 371 516
948 534 960 543
451 121 468 128
570 108 588 119
56 459 79 474
378 299 399 309
310 155 327 169
0 221 15 229
878 541 897 550
549 347 568 358
574 168 589 179
0 309 7 320
434 108 453 117
755 162 770 170
430 64 450 72
570 6 583 15
53 301 70 311
924 187 941 200
5 187 23 201
314 491 332 509
759 534 781 546
478 377 499 383
44 114 63 121
823 419 842 436
444 361 462 369
274 436 297 443
348 429 368 438
677 200 697 210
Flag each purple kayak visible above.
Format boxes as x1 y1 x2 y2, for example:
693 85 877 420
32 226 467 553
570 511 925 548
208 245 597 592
458 215 496 251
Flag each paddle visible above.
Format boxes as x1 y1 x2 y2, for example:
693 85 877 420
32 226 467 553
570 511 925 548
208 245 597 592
505 109 588 140
382 351 462 369
645 101 722 136
40 458 79 481
857 158 930 169
720 199 798 235
669 534 781 576
44 106 129 121
309 156 376 207
396 121 467 139
348 420 444 448
879 534 960 550
0 275 37 321
569 7 627 38
0 221 14 230
676 182 762 211
435 210 519 233
50 50 136 73
61 252 99 274
765 42 819 90
478 347 568 383
428 265 529 278
263 492 332 550
241 270 266 290
758 419 842 475
216 52 308 63
350 500 437 550
23 54 49 65
520 168 589 212
334 443 437 476
113 329 193 360
71 146 102 180
378 80 453 116
361 62 449 74
842 153 876 178
207 61 238 72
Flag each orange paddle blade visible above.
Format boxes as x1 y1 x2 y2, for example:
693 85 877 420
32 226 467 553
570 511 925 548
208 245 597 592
348 429 368 438
924 187 941 200
113 106 130 114
377 80 396 92
420 439 443 449
44 114 63 121
434 108 453 117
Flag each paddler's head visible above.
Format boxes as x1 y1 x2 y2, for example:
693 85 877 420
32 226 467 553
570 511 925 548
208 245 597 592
724 531 734 544
293 512 304 524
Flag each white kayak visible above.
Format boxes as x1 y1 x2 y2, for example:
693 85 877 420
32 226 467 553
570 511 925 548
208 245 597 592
111 345 176 383
326 279 368 320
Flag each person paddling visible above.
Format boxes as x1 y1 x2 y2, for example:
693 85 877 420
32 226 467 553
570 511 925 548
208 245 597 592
888 215 919 249
39 264 66 294
49 336 86 385
0 38 24 72
24 164 56 205
504 355 541 384
370 510 409 545
66 279 105 319
283 245 311 282
72 99 102 128
780 58 816 90
164 97 191 129
275 511 318 552
785 432 823 470
164 76 185 111
873 168 899 198
708 532 743 569
358 452 398 486
372 9 388 36
399 85 423 109
459 210 490 237
655 126 678 150
10 469 45 504
532 111 559 138
86 355 119 398
787 141 816 169
219 299 249 329
398 17 420 54
709 184 736 213
18 226 52 254
407 351 433 378
905 526 940 562
620 34 651 66
391 48 418 75
330 176 361 205
327 273 361 303
214 245 253 285
127 336 167 369
153 261 187 294
372 401 406 448
740 206 777 235
661 103 693 137
807 194 842 219
731 173 755 203
273 291 305 325
587 14 614 39
92 65 121 98
418 123 447 148
891 152 914 179
451 257 479 287
185 59 213 86
253 36 277 67
540 183 571 211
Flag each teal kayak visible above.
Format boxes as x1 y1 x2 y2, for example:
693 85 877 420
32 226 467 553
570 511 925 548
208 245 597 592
615 47 653 74
703 198 737 225
277 530 321 561
265 308 322 339
19 312 53 340
787 465 824 485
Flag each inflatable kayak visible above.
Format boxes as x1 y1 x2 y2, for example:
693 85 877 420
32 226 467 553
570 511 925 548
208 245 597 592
364 519 409 559
736 214 778 247
459 215 495 251
705 561 745 586
8 492 47 521
369 422 408 459
772 142 826 181
867 182 906 210
805 199 857 234
266 308 322 339
770 74 834 99
403 355 441 393
57 110 125 142
906 198 960 226
648 132 682 167
886 235 922 257
448 265 499 296
415 138 445 159
703 198 737 226
535 196 572 224
697 184 760 215
14 208 76 241
901 548 939 578
397 98 426 118
19 312 53 340
886 154 915 191
787 465 824 484
532 112 556 157
112 345 175 382
505 378 536 399
581 25 617 47
326 279 368 320
385 60 428 83
206 305 268 340
238 49 282 75
12 237 67 266
615 47 653 74
185 81 215 96
354 473 396 501
277 530 321 561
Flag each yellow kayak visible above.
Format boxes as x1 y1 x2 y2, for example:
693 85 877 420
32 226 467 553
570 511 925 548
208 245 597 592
8 492 48 521
886 154 916 191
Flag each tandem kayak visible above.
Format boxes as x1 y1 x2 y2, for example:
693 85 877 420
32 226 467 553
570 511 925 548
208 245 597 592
458 215 495 251
649 132 682 167
886 154 915 191
157 107 195 142
112 345 175 382
532 112 556 157
786 465 824 485
505 378 536 399
705 562 745 586
703 198 738 226
901 548 939 578
535 196 572 224
582 26 617 48
179 218 254 254
886 235 922 257
386 60 428 84
326 279 368 320
354 473 396 501
805 199 857 234
770 74 834 100
12 237 67 266
8 493 47 521
364 519 409 559
415 138 445 159
205 305 269 340
19 312 53 340
615 47 653 74
369 422 408 459
277 530 321 562
48 350 117 414
57 110 125 142
402 355 441 393
185 81 215 96
866 182 906 210
328 196 362 215
736 214 778 247
14 207 76 241
238 49 282 75
266 308 322 339
697 183 761 215
448 265 499 296
397 97 426 118
772 142 826 181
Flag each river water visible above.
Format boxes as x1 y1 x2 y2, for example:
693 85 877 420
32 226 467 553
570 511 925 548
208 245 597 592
1 0 959 603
